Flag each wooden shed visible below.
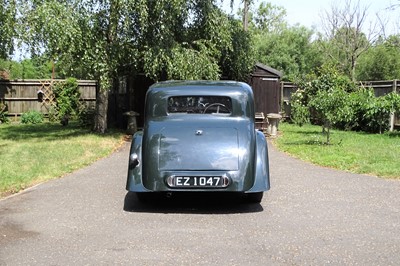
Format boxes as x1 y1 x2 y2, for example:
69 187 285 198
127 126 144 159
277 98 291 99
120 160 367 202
249 63 282 115
108 73 154 129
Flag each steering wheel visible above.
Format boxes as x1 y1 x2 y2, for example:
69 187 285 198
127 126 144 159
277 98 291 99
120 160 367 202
203 103 230 114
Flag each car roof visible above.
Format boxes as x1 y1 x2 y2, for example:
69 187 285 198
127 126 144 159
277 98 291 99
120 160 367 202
145 80 255 118
149 80 251 95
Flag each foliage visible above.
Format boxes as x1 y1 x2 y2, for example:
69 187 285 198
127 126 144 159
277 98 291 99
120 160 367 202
138 0 233 81
251 1 287 33
0 58 53 79
275 123 400 179
308 86 353 144
21 110 44 124
0 102 10 124
77 105 95 127
253 25 320 81
220 17 255 81
0 0 16 59
0 111 9 124
289 89 309 127
305 64 356 97
47 106 58 123
348 88 400 133
18 0 126 132
17 0 248 133
142 42 221 81
53 78 81 125
318 0 375 81
247 2 323 81
292 65 400 136
356 35 400 81
292 65 356 144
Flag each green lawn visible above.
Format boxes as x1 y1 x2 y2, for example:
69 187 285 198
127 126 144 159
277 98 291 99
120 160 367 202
274 123 400 179
0 122 125 197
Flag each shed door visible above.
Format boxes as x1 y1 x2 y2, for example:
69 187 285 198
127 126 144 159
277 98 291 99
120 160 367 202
252 77 280 115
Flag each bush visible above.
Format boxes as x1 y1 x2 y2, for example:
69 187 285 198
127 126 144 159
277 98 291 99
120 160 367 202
292 65 355 144
21 110 44 124
77 105 95 127
347 88 400 134
47 106 58 122
53 78 81 125
290 89 309 126
291 64 400 135
0 103 10 124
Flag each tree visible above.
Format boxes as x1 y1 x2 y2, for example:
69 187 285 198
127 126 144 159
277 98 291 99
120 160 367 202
309 86 353 144
0 57 53 79
254 25 320 80
230 0 253 31
18 0 149 133
0 0 16 59
139 0 231 81
17 0 243 133
252 1 287 33
220 17 254 81
248 2 321 81
319 0 379 81
356 35 400 80
293 65 355 144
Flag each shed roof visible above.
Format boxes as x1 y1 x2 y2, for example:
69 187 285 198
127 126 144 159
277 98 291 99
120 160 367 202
252 63 283 78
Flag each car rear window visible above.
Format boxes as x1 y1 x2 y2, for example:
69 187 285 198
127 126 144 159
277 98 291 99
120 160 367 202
168 96 232 114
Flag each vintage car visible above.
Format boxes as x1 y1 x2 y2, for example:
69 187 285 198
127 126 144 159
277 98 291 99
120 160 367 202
126 80 270 203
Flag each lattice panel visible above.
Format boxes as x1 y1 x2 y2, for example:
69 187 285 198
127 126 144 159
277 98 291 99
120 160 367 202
37 80 59 111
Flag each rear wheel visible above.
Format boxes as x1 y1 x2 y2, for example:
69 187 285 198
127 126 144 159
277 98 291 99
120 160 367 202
245 192 264 203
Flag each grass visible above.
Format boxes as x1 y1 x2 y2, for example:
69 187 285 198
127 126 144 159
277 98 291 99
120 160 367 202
273 123 400 179
0 122 125 197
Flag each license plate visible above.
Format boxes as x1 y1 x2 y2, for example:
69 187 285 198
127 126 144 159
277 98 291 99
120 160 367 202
167 176 229 188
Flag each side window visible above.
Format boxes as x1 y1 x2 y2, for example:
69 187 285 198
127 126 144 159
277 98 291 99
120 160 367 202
168 96 232 114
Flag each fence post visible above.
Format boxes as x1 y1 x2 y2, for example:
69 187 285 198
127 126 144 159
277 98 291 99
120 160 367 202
280 81 284 114
389 79 397 132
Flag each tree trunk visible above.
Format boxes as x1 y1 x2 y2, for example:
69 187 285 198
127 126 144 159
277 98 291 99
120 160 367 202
326 126 331 145
243 0 249 31
93 87 108 134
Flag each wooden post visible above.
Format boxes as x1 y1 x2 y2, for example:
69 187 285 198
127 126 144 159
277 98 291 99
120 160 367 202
389 79 397 132
280 82 284 114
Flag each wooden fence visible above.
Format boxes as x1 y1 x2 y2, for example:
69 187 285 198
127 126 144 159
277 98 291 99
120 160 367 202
0 79 97 117
281 80 400 129
3 78 399 129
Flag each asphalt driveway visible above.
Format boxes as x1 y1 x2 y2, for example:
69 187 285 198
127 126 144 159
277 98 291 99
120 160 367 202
1 140 399 265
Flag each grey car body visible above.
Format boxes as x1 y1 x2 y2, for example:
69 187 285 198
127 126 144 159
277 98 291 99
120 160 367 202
126 80 270 203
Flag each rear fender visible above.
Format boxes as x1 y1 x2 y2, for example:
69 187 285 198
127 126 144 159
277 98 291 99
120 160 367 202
247 131 270 192
126 131 149 192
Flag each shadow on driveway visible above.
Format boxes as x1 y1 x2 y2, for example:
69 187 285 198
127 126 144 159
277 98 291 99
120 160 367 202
123 191 264 214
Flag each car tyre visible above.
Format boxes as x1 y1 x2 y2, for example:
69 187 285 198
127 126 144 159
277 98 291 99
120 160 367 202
245 192 263 203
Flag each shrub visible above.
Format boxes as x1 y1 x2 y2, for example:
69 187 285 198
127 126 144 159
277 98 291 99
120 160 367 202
309 87 354 144
347 88 400 134
21 110 44 124
53 78 81 126
0 103 10 124
77 105 95 127
292 65 355 144
290 89 309 126
47 106 58 122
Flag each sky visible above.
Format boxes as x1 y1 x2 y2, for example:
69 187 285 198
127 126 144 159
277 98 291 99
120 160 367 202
221 0 399 36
